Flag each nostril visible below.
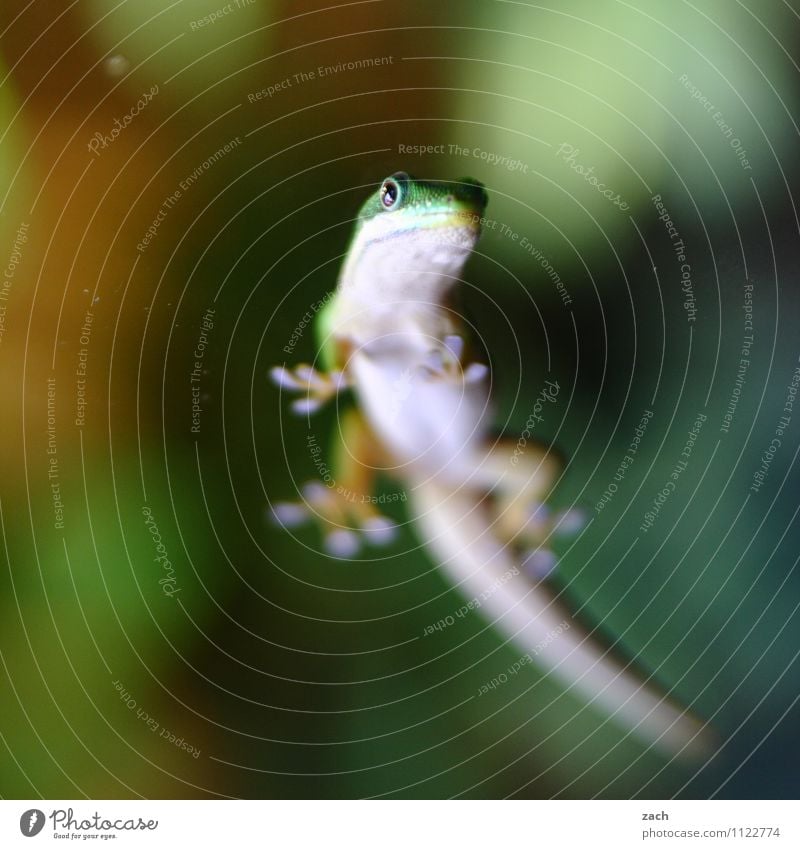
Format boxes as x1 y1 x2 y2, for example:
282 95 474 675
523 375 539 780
445 194 455 203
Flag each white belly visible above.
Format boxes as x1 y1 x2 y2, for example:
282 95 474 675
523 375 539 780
350 346 492 483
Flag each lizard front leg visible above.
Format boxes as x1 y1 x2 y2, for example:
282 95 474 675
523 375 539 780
269 362 347 414
271 406 399 556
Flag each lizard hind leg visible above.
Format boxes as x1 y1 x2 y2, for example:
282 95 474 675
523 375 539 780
271 407 400 557
478 436 585 580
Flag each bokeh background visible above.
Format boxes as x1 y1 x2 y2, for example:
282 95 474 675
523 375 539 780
1 0 799 799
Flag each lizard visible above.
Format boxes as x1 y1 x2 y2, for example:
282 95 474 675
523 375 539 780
270 171 713 759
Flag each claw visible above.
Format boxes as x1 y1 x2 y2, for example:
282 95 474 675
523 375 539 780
443 334 464 361
522 548 558 580
291 397 323 415
417 342 487 388
361 515 397 545
271 363 348 414
270 501 311 528
464 362 489 383
302 481 330 504
270 365 304 390
522 503 551 536
293 364 314 381
325 528 361 558
554 508 586 536
273 482 397 556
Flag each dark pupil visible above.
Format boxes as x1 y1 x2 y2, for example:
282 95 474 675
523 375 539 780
381 180 398 207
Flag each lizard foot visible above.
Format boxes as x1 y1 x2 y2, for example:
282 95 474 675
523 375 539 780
506 504 586 581
270 364 347 414
270 481 398 557
416 335 488 385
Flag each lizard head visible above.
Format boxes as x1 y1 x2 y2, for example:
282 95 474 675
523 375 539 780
356 171 488 235
342 172 489 300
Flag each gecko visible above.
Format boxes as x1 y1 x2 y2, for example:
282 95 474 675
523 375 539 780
270 171 713 759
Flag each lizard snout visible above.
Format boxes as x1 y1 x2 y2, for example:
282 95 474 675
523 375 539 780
454 177 489 212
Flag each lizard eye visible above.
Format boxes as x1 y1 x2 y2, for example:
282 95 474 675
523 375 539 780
380 172 408 209
380 178 400 209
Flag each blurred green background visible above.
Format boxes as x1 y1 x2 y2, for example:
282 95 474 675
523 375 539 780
1 0 798 798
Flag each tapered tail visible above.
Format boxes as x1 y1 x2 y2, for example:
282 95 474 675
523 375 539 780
410 478 715 759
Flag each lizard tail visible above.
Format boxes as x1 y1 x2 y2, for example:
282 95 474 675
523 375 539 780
409 477 715 760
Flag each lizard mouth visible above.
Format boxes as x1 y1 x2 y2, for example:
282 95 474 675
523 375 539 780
416 207 484 235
